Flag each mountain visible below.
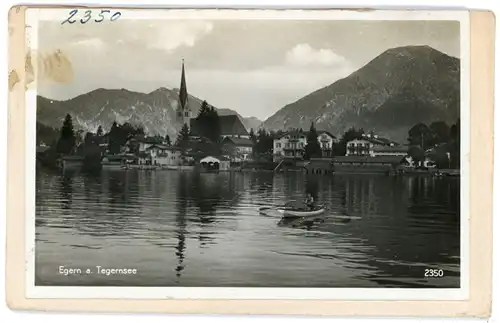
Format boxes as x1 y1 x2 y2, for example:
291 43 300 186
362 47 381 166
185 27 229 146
37 88 261 139
215 109 262 131
260 45 460 143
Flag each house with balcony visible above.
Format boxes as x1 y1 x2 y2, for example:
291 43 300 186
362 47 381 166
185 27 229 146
138 144 182 166
273 130 338 162
346 134 402 157
221 137 253 162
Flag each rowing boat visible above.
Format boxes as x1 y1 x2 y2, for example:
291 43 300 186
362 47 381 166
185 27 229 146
276 206 325 218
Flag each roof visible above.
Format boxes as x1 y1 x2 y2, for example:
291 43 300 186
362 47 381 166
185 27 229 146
317 131 337 139
332 155 405 164
275 130 336 140
190 115 248 137
146 144 170 150
200 156 220 163
219 115 249 136
276 130 305 139
350 134 399 146
222 137 253 147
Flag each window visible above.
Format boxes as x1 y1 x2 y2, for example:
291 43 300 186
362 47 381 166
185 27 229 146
276 143 281 148
184 111 189 117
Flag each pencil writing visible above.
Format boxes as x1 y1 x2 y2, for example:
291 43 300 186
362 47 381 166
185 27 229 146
61 9 121 25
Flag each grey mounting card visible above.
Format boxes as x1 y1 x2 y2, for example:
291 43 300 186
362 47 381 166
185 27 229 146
6 7 494 317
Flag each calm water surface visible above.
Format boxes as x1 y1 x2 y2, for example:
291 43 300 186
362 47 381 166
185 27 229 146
35 169 460 287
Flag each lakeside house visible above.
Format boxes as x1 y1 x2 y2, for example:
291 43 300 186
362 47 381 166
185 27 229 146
101 154 137 169
272 130 338 162
136 143 182 167
371 145 408 157
199 156 231 172
346 134 401 157
221 137 253 162
332 155 405 173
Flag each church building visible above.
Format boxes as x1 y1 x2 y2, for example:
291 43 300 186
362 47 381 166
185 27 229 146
177 59 192 128
175 61 250 141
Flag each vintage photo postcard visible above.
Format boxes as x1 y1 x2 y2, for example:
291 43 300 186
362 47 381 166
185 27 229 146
6 7 494 317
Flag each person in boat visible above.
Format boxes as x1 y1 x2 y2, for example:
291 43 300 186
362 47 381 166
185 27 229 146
304 193 315 210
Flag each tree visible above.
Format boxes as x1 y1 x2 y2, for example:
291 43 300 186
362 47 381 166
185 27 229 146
197 100 211 118
249 128 257 144
304 122 322 160
79 132 102 173
429 121 450 145
108 121 144 154
408 123 433 150
176 123 191 150
96 125 104 137
108 122 121 154
408 146 425 167
194 101 221 143
334 127 364 156
253 129 274 160
36 122 59 146
449 119 460 169
56 114 76 155
164 134 171 146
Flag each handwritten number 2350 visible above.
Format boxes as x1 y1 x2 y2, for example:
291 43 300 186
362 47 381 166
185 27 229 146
62 9 121 25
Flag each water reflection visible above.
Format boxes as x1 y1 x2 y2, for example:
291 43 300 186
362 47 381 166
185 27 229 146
175 174 188 280
35 170 460 288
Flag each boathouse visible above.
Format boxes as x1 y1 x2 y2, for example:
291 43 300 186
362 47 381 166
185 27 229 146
331 155 405 173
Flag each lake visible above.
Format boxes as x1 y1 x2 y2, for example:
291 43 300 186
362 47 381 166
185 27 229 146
35 169 460 288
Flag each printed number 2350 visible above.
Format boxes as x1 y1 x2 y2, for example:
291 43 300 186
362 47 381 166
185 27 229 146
424 269 444 277
62 9 121 25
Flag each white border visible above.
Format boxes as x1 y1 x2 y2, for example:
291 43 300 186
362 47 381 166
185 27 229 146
25 8 471 300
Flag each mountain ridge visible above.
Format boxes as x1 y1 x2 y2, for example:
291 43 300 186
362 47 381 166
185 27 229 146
37 87 263 139
261 45 460 143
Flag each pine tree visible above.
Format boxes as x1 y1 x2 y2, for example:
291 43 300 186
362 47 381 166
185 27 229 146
197 100 210 118
249 128 256 144
165 134 171 146
96 125 103 137
108 121 121 154
176 123 191 149
56 114 76 155
195 102 221 143
304 122 322 160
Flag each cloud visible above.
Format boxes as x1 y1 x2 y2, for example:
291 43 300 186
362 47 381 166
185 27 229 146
285 43 347 67
71 37 106 49
148 21 214 52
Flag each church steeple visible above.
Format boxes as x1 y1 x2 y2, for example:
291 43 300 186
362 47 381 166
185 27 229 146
177 59 191 128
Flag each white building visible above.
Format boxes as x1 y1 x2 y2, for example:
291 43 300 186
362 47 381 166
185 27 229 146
346 134 402 157
138 144 182 166
273 130 338 162
221 137 253 162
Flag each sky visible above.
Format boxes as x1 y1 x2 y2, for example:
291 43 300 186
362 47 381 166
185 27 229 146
38 18 460 120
